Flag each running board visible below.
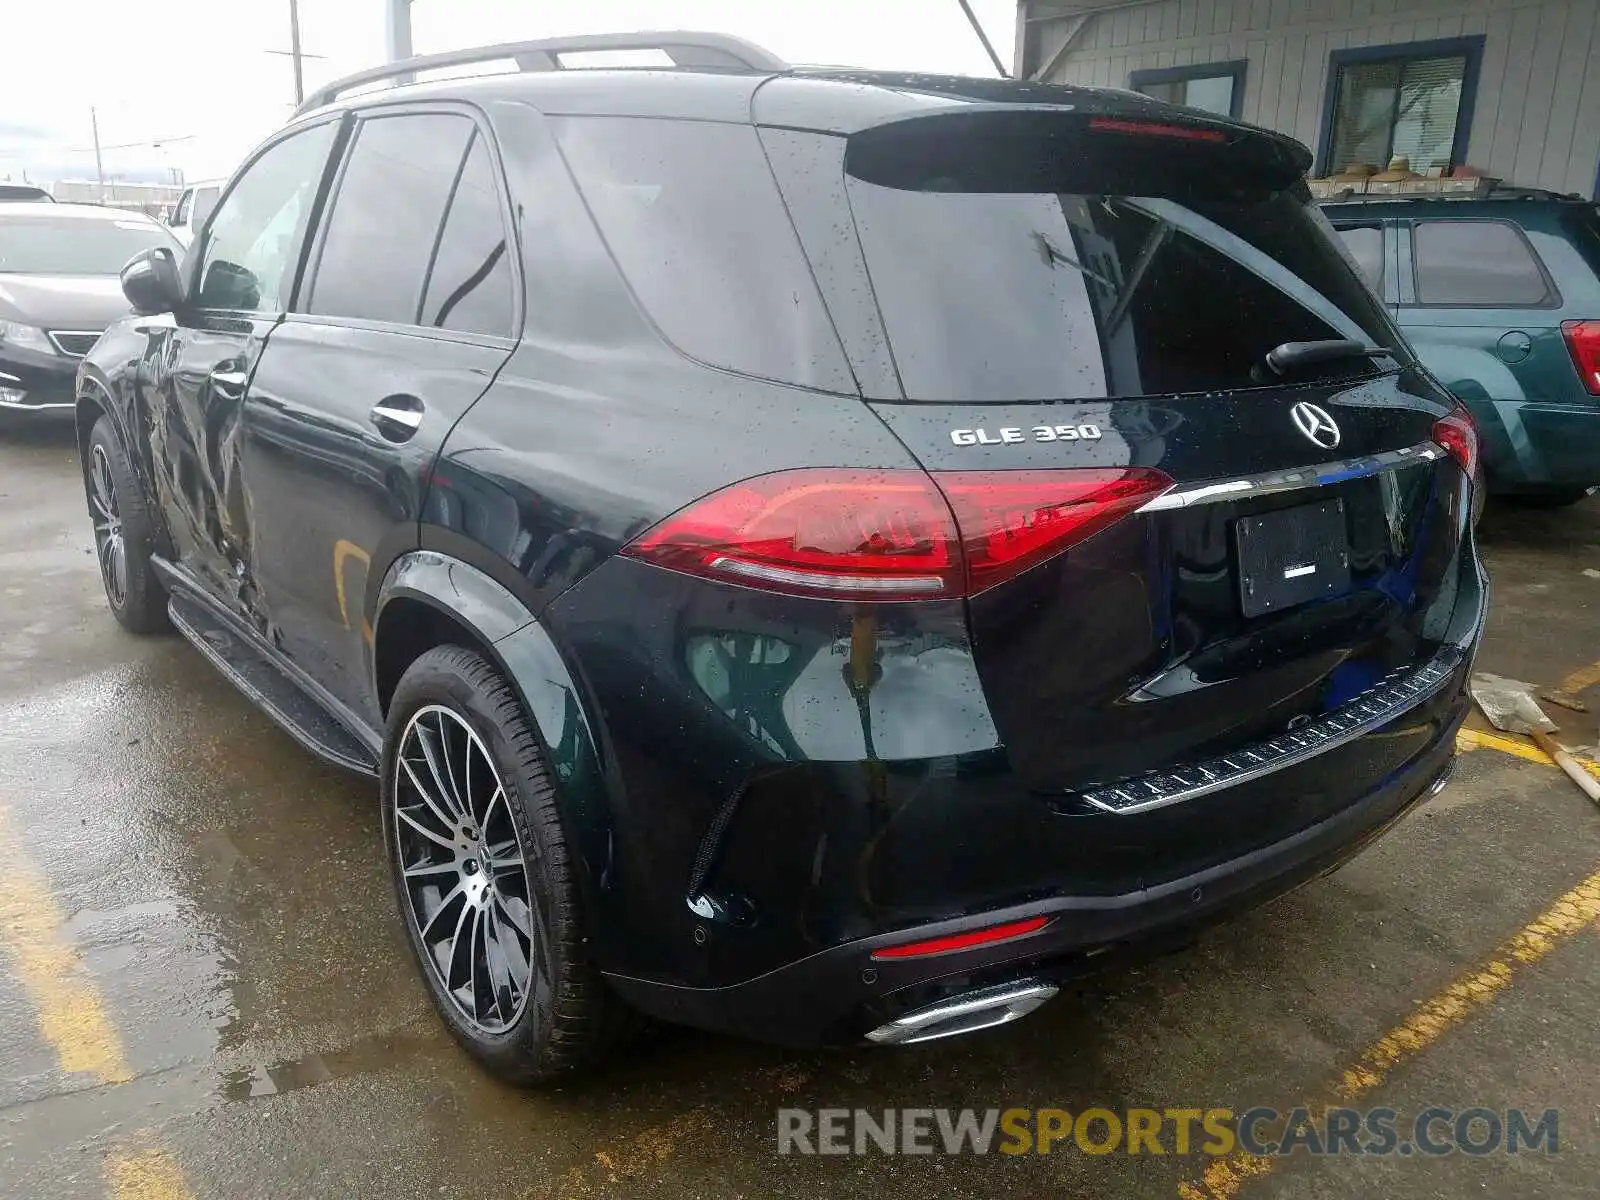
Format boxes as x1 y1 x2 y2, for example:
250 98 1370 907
167 592 379 777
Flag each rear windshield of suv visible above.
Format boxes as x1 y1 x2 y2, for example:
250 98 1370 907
840 120 1407 403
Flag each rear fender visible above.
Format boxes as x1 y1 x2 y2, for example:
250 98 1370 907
1410 340 1533 482
372 552 614 934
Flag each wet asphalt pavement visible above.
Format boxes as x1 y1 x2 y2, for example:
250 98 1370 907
1 417 1598 1199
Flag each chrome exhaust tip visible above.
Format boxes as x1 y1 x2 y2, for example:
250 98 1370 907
865 979 1058 1047
1428 761 1454 797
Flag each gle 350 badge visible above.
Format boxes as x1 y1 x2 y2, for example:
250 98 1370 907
949 424 1104 446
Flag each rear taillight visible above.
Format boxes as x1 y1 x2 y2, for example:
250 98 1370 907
623 469 960 600
937 468 1173 594
621 467 1172 601
1563 320 1600 395
1432 406 1479 478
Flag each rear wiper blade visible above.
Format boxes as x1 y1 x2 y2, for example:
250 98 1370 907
1261 339 1398 377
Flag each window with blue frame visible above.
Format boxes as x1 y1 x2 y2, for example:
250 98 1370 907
1320 37 1485 176
1129 60 1245 119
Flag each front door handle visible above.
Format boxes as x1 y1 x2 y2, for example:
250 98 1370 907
209 367 249 400
370 395 425 443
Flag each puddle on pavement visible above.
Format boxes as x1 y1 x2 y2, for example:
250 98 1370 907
220 1024 440 1101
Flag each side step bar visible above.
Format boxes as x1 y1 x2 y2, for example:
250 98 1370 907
167 591 379 778
865 980 1058 1046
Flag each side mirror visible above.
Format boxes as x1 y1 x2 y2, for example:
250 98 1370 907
121 247 184 315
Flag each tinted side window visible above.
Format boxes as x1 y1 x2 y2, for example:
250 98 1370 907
420 132 514 337
307 113 474 324
553 116 853 393
197 123 337 312
1412 220 1553 306
1336 225 1384 291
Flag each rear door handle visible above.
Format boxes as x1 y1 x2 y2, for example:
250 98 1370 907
370 395 425 442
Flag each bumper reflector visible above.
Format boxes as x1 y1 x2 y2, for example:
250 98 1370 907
870 914 1052 961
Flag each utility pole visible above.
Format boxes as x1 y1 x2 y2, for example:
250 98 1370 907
385 0 413 62
957 0 1009 78
265 3 324 107
91 106 105 200
288 0 305 106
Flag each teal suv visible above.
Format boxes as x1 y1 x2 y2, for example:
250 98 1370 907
1326 190 1600 505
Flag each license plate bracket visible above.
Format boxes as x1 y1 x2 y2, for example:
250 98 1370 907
1234 498 1350 618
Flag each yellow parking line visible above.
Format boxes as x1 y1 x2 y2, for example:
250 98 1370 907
1456 727 1600 773
106 1147 191 1200
527 1109 714 1199
1554 658 1600 698
0 804 196 1200
1176 868 1600 1199
0 804 132 1084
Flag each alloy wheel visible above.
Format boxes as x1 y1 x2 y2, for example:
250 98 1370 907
392 704 542 1034
89 444 127 608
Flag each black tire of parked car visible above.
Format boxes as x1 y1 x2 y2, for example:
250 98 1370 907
1501 489 1592 509
86 416 171 635
381 644 632 1083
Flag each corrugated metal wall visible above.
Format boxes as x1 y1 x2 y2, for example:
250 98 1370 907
1030 0 1600 196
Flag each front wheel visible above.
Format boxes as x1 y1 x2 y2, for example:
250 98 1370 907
381 644 629 1083
85 415 169 634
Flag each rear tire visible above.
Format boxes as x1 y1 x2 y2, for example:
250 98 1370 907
381 644 630 1083
85 415 170 634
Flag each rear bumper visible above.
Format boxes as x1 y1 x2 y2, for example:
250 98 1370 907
605 701 1464 1046
550 523 1485 1047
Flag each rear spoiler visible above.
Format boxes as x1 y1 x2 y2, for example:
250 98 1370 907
839 106 1312 198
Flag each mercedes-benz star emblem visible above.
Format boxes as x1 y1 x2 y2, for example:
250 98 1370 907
1290 401 1341 450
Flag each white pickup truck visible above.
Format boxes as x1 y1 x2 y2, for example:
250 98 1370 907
166 178 225 248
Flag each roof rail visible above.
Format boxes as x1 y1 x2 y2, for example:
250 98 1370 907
295 30 788 115
1318 183 1591 206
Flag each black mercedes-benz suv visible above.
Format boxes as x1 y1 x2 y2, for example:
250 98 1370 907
76 32 1486 1081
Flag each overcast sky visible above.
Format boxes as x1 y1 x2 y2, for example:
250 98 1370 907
1 0 1015 185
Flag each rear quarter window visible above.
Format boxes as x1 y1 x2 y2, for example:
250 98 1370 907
1411 219 1556 306
552 116 854 394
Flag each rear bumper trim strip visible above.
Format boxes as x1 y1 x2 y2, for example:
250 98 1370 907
1136 442 1443 512
1079 645 1465 815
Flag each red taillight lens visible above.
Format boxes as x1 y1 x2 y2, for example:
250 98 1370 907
870 915 1053 961
1432 406 1479 478
1563 319 1600 395
938 468 1173 594
621 467 1173 601
1088 115 1227 143
622 469 962 600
